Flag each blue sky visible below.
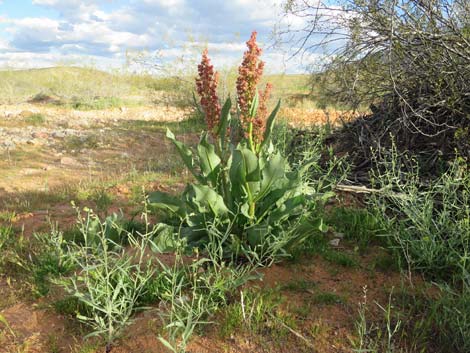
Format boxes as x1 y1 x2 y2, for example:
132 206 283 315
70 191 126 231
0 0 321 73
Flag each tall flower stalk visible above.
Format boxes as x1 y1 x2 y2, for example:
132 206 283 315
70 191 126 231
196 49 221 138
236 31 266 153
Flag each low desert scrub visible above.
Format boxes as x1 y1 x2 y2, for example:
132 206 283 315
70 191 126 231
367 145 470 352
54 208 156 352
370 148 470 283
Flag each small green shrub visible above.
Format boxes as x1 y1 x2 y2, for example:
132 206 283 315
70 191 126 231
56 209 156 350
326 207 385 250
322 249 358 268
0 225 13 253
24 113 46 125
53 296 90 317
33 251 72 296
219 287 286 339
157 236 257 353
68 97 124 110
430 285 470 352
63 135 99 151
280 126 350 196
371 284 470 353
282 279 316 292
370 153 470 283
63 213 144 247
352 289 402 353
313 291 344 305
92 189 114 214
0 225 73 296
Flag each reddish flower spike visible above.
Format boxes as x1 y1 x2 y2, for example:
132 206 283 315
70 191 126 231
196 49 221 138
236 31 265 137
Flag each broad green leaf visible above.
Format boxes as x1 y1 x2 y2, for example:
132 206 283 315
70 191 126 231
149 223 181 252
283 218 316 250
229 149 246 186
246 224 269 247
240 202 251 219
197 132 221 185
190 184 228 217
166 129 202 182
229 146 260 184
239 145 260 182
255 153 287 202
256 184 291 217
268 194 305 223
229 146 261 203
180 225 208 245
148 191 186 217
260 99 281 150
246 181 261 196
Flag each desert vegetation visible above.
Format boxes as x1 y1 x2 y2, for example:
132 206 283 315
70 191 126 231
0 1 469 352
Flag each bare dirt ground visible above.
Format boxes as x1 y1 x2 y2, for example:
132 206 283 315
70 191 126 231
0 103 192 191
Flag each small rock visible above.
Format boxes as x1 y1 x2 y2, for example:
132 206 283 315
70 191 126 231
26 139 35 145
334 232 345 239
32 131 49 139
19 110 35 118
60 156 82 167
2 141 16 150
52 131 66 139
329 238 341 247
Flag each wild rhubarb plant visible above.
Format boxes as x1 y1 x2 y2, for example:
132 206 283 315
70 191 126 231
149 31 321 259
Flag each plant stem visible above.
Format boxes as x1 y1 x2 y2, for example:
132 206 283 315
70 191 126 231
248 121 255 153
215 139 232 207
245 181 256 220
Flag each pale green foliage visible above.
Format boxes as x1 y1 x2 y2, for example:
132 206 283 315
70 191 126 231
370 149 470 282
158 237 257 353
55 209 156 348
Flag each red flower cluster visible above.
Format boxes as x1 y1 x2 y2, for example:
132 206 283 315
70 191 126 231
253 82 273 144
196 49 221 137
236 32 265 133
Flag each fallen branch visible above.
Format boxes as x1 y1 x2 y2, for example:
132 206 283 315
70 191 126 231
335 184 409 199
334 184 382 194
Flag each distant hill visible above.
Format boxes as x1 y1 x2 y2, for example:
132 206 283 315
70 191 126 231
0 66 311 107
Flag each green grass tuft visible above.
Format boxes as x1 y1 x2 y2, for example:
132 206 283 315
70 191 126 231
313 291 344 305
24 113 46 125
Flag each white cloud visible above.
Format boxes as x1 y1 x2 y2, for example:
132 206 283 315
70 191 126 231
0 51 122 70
0 0 330 73
142 0 186 8
0 38 10 50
